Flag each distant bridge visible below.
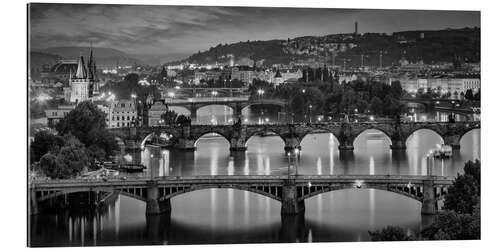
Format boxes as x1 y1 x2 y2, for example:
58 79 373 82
110 121 480 152
164 97 288 121
30 175 452 216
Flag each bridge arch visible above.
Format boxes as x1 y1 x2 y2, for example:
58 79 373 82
167 106 191 116
140 132 176 149
298 185 423 202
243 101 286 111
405 128 444 147
194 131 231 147
459 127 480 144
158 185 282 203
352 128 393 148
299 130 339 149
245 129 286 147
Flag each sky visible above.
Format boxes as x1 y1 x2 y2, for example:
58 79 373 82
29 4 480 55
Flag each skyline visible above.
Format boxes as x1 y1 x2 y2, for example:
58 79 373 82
29 4 480 55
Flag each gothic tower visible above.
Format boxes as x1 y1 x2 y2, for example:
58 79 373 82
69 47 96 103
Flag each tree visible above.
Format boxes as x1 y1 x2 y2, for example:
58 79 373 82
464 160 481 185
420 208 480 240
389 81 403 98
56 101 118 157
176 114 190 125
444 174 479 214
369 226 414 241
464 89 474 100
30 131 64 163
368 97 384 115
444 160 481 214
161 110 179 124
382 95 403 118
38 135 89 179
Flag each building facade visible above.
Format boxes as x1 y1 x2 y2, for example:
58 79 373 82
45 105 75 128
148 101 167 126
108 100 138 128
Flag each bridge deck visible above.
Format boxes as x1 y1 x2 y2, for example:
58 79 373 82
30 175 453 189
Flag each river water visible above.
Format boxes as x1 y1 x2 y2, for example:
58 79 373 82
30 107 481 246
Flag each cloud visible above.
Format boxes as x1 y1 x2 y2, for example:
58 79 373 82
29 4 480 55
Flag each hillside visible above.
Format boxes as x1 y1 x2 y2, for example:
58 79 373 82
174 27 480 67
35 47 144 67
29 51 61 76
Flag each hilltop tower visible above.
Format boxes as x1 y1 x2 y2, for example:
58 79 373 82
69 47 97 103
354 21 358 35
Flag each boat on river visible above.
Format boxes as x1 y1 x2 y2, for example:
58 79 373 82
431 144 452 158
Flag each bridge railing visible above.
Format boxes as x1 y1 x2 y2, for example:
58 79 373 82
30 174 454 186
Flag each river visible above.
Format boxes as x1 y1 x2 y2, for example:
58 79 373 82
30 106 481 246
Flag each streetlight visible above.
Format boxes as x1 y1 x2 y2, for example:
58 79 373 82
162 150 168 178
294 148 300 176
308 105 313 123
257 89 265 100
150 154 154 180
287 152 291 179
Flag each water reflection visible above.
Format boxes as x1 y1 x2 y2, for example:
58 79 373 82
30 112 480 246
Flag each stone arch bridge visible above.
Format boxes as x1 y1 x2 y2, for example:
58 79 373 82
166 98 288 121
30 175 452 217
109 121 480 152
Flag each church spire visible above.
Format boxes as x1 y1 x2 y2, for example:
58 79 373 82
87 43 94 80
75 53 87 79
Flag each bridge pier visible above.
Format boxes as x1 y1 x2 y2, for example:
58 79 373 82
230 137 247 151
175 138 196 151
30 189 39 216
284 137 301 153
338 139 354 151
280 213 307 242
390 140 407 150
281 181 305 215
189 105 197 123
444 135 461 150
421 179 437 215
146 183 172 215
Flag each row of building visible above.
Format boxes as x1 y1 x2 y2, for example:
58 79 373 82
45 99 170 129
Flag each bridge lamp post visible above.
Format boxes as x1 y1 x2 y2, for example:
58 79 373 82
150 154 154 180
287 152 291 179
162 151 168 177
308 105 313 123
294 148 300 176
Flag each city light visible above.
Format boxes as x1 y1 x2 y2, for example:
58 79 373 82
369 115 374 121
131 93 137 99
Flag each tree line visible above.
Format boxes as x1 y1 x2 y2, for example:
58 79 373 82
30 101 119 179
249 79 404 120
369 160 480 241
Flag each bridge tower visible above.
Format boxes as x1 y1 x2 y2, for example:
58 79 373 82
176 123 196 151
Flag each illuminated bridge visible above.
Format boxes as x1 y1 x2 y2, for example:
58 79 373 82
164 96 288 121
30 175 452 216
110 121 480 152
